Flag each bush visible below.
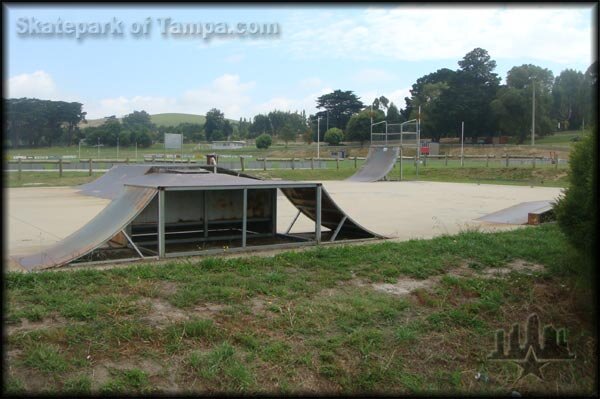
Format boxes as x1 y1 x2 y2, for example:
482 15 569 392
554 129 596 263
324 128 344 145
255 134 272 149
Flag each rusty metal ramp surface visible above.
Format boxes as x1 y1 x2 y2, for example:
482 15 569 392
281 186 383 239
78 164 155 199
346 146 399 182
476 200 554 225
13 186 157 271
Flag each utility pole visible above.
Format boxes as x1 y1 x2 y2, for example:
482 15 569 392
317 116 322 160
461 121 465 167
531 80 536 146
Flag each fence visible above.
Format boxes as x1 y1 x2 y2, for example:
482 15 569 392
6 153 568 180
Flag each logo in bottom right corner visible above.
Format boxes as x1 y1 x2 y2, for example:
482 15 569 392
488 313 576 382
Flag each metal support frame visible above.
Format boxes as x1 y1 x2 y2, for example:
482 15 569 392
286 210 302 234
271 188 278 236
315 185 322 244
158 189 165 257
121 229 145 259
242 188 247 248
330 216 347 242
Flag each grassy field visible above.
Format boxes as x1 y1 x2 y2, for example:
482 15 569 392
4 224 595 395
533 130 586 145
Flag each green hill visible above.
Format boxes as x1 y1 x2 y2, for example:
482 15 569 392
150 113 206 126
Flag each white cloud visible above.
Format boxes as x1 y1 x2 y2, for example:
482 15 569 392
84 74 256 119
284 6 594 64
7 70 59 99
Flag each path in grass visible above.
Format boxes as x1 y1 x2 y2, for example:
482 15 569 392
4 224 595 395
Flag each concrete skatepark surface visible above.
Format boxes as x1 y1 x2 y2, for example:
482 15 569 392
6 180 563 272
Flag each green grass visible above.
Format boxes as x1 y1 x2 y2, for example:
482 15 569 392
534 130 586 145
4 225 595 395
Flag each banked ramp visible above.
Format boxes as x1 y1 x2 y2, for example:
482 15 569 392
14 186 157 271
346 146 399 182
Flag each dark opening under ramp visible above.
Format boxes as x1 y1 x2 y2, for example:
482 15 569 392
15 186 157 271
280 186 382 239
346 146 399 182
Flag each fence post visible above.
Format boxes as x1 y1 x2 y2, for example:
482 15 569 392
240 156 245 171
125 157 129 164
311 157 314 170
291 158 295 170
59 159 63 178
263 158 267 171
423 154 427 167
18 158 22 180
486 154 489 167
414 155 417 167
89 159 93 176
354 156 357 169
532 156 536 169
506 154 510 167
336 157 339 170
461 153 464 167
555 155 559 170
445 153 448 166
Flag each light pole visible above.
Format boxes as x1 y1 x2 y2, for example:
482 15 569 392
531 79 536 146
461 121 465 167
317 116 322 160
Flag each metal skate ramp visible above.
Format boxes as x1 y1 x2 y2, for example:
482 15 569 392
346 146 399 182
476 200 554 225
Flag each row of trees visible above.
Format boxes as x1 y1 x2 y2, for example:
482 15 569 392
5 98 86 147
83 111 155 148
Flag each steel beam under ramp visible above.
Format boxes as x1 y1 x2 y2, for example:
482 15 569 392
346 146 399 182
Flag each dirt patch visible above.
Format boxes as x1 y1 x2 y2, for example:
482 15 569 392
191 303 227 319
91 358 167 392
372 277 438 296
138 298 190 327
480 259 545 278
158 281 180 296
7 314 73 336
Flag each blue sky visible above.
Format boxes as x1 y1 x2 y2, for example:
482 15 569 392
5 4 596 120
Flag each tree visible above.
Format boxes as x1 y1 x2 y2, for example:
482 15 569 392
324 128 344 145
204 108 227 142
249 114 271 138
316 90 364 130
345 108 385 146
386 102 403 124
552 69 586 130
255 133 272 149
491 64 555 143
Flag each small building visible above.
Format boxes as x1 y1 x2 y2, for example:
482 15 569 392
211 141 246 150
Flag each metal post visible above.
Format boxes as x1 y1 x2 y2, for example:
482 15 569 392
317 117 321 160
311 157 314 170
461 121 464 167
445 153 448 166
423 154 427 167
158 189 165 258
315 185 322 244
18 158 22 181
242 189 247 248
291 158 295 170
400 147 403 181
240 156 245 171
59 159 63 177
354 156 357 169
203 191 208 239
89 159 92 176
486 154 489 167
286 210 301 234
531 80 535 146
506 154 510 167
263 158 267 171
271 188 277 236
336 156 339 170
532 156 536 169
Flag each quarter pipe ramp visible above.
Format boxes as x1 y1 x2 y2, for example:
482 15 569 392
346 146 399 182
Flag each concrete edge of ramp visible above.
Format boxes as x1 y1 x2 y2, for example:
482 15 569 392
13 186 157 271
346 146 399 182
476 200 555 225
